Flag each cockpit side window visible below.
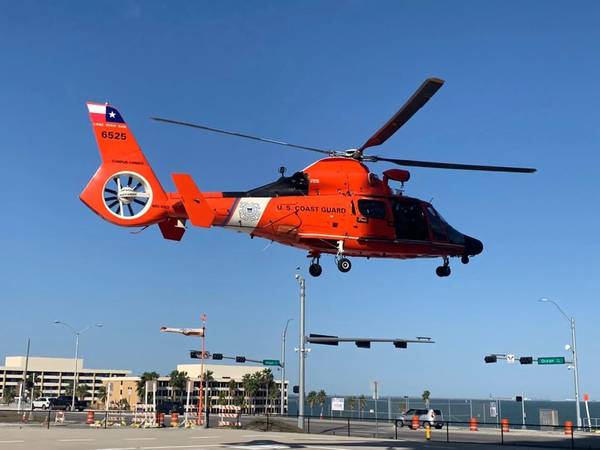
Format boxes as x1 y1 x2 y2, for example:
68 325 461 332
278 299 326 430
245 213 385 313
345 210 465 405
358 199 387 219
431 207 465 245
426 206 447 241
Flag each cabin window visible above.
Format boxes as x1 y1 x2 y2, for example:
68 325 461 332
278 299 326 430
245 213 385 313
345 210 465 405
358 199 386 219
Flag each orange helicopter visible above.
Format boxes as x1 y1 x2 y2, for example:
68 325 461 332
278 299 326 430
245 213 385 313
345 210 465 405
80 78 535 277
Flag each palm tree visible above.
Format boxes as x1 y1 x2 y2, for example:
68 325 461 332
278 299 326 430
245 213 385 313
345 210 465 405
242 373 260 414
306 391 317 416
202 370 214 411
348 396 356 417
228 379 237 405
358 395 367 419
316 390 327 418
76 383 89 400
169 370 188 400
259 369 278 413
218 391 227 406
136 371 160 403
2 386 16 405
97 385 108 407
422 390 431 408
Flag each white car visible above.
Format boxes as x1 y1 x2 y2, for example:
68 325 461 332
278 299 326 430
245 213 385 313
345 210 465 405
32 397 53 409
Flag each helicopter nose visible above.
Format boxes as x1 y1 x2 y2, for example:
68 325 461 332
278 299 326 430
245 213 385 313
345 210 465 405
465 235 483 256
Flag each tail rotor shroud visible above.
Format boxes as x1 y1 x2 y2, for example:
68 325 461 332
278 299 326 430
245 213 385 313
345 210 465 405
102 171 153 220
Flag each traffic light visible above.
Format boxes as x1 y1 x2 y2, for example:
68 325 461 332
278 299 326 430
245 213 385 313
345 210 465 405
484 355 497 363
355 340 371 348
235 356 246 363
212 353 223 360
190 351 201 359
519 356 533 365
292 385 299 394
393 340 408 349
308 334 339 346
516 396 523 402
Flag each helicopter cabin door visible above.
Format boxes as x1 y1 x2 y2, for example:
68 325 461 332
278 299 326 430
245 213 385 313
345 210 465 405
392 199 430 242
352 197 395 239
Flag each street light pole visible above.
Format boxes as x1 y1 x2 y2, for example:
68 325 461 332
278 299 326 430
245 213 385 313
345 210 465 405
53 321 103 411
539 298 582 428
281 318 293 415
295 273 306 430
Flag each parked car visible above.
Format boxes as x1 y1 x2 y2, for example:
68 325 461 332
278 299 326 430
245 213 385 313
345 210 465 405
49 396 88 411
32 397 53 410
398 408 444 429
156 400 184 415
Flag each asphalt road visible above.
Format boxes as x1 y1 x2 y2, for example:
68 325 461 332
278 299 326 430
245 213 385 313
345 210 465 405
0 425 585 450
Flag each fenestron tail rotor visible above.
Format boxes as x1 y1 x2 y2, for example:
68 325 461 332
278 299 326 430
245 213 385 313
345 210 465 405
151 77 536 174
102 172 153 219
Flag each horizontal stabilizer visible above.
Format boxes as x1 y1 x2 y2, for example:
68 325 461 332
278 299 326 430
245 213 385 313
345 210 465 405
172 173 215 228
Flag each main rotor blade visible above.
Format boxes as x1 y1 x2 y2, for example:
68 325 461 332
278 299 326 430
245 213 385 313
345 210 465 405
357 78 445 155
375 156 536 173
151 117 334 156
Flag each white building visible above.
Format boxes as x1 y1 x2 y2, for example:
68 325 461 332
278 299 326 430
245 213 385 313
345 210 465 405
105 363 289 413
0 356 130 403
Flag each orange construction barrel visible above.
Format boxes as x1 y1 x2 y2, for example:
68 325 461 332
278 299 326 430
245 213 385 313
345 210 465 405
564 420 573 435
158 412 165 427
501 418 509 432
86 410 94 425
412 415 419 430
469 417 478 431
171 412 179 427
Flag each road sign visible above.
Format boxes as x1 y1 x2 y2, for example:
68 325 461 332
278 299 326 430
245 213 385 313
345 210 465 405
331 397 344 411
537 357 565 365
506 354 515 364
262 359 281 366
490 402 497 418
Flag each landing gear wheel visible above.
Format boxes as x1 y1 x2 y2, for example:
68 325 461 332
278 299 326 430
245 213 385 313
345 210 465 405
337 257 352 273
309 263 322 277
436 265 451 277
461 255 469 264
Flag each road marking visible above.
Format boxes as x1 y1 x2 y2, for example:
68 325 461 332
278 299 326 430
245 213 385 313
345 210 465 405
138 446 222 450
189 436 219 439
0 441 25 444
58 438 95 442
307 446 350 450
125 437 158 441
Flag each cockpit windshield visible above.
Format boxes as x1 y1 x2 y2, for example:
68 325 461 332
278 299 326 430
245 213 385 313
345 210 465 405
428 205 465 245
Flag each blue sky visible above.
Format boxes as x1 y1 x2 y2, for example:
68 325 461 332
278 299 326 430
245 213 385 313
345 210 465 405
1 1 599 400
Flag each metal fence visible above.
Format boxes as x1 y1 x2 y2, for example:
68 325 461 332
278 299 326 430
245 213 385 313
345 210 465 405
3 409 600 449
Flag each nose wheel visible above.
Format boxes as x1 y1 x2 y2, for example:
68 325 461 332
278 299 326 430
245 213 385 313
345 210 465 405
436 256 451 277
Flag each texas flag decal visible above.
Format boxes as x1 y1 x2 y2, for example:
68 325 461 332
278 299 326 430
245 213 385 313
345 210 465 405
87 102 125 124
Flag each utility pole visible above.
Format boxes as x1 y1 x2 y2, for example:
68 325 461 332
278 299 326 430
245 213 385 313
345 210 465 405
281 318 293 415
295 273 306 430
53 322 102 411
539 298 582 428
17 338 30 412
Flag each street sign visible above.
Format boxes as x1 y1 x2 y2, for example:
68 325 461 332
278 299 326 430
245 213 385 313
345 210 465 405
331 397 345 411
506 354 515 364
262 359 281 366
537 357 565 365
